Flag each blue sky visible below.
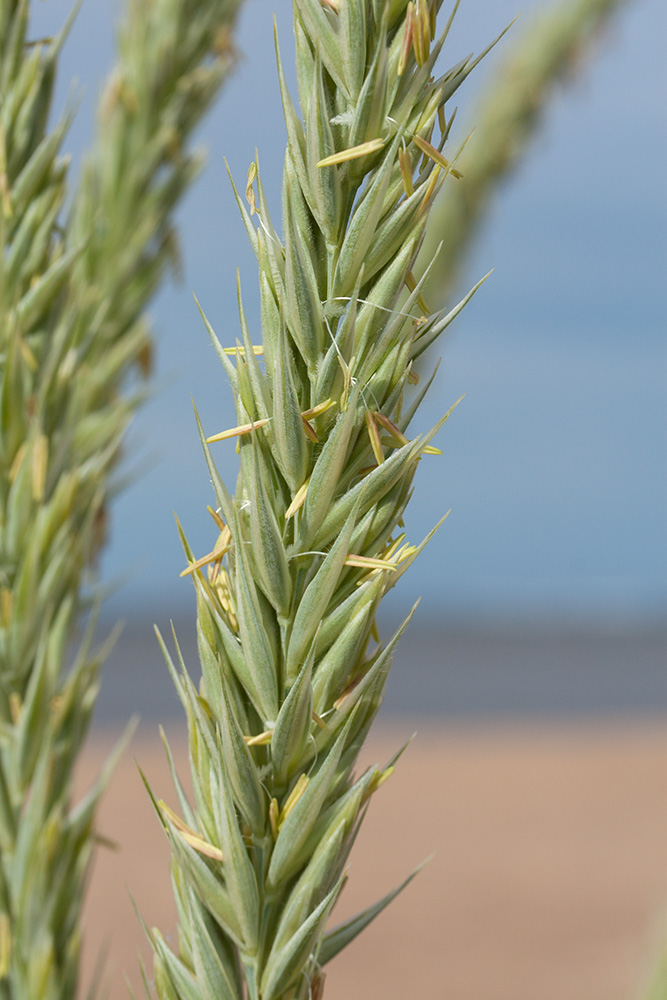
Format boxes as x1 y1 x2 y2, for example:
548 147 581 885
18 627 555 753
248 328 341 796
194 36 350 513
35 0 666 623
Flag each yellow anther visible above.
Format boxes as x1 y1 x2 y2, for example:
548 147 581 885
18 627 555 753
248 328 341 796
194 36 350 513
301 416 318 443
344 554 396 572
418 163 442 215
244 730 273 747
398 4 414 76
180 526 232 577
159 801 224 862
409 0 432 66
210 568 238 632
317 138 385 168
245 161 257 215
222 345 264 356
279 774 309 828
404 270 430 315
362 766 395 804
206 418 270 443
207 505 225 530
365 411 384 466
285 477 310 519
398 147 414 197
374 412 409 448
383 534 407 561
412 134 455 174
312 710 328 731
301 398 336 420
269 798 279 839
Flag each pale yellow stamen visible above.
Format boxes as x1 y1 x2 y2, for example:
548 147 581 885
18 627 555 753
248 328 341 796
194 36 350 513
418 163 442 216
396 543 418 564
404 270 429 315
374 412 409 447
383 534 407 561
160 801 224 862
245 730 273 747
397 5 414 76
181 831 223 861
279 774 309 827
206 418 270 443
269 798 279 839
301 416 318 443
301 398 335 420
344 554 397 572
398 147 414 196
412 134 463 179
317 138 385 168
362 766 395 805
180 526 232 577
365 411 384 466
285 477 310 519
210 568 238 632
245 161 257 215
222 345 264 356
419 0 431 61
207 505 225 530
312 710 328 730
411 1 425 65
408 0 432 67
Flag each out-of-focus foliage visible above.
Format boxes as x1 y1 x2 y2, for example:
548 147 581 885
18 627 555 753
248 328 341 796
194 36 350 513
0 0 244 994
640 939 667 1000
422 0 628 302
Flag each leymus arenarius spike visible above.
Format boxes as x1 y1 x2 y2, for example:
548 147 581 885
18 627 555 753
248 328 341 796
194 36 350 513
143 2 504 997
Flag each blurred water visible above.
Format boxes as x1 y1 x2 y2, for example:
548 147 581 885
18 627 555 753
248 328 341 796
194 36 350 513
91 609 667 728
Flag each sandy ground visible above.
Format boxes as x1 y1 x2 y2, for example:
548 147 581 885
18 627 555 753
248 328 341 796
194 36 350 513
77 716 666 1000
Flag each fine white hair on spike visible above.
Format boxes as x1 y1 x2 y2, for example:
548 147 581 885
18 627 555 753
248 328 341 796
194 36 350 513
330 110 354 125
255 210 283 250
331 296 422 322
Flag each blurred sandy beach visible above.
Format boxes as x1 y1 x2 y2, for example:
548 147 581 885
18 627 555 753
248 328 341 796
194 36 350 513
78 716 666 1000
